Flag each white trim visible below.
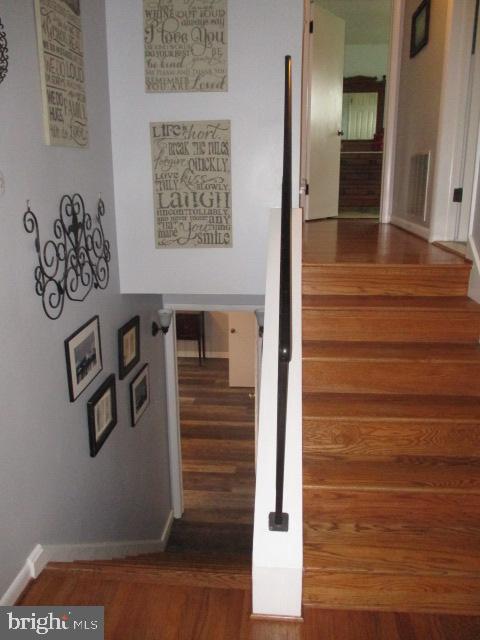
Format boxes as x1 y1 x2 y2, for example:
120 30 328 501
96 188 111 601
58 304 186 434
390 215 430 240
164 318 184 520
380 0 404 223
0 548 37 606
429 0 478 241
299 0 313 215
0 511 174 606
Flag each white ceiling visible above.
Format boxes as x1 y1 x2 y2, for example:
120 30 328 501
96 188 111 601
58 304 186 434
315 0 392 45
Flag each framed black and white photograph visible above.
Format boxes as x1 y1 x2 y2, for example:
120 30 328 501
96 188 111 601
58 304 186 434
65 315 102 401
87 374 117 457
118 315 140 380
130 364 150 427
410 0 430 58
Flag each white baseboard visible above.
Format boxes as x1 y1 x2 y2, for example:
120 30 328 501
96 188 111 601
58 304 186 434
390 216 430 240
0 510 174 606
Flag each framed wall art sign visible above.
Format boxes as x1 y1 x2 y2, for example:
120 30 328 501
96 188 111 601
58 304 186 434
150 120 232 248
0 16 9 85
130 364 150 427
65 315 102 401
410 0 430 58
34 0 89 146
87 374 117 457
143 0 228 93
118 315 140 380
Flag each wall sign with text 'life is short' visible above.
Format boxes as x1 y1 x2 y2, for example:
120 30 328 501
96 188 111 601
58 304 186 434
34 0 88 147
144 0 228 92
150 120 232 249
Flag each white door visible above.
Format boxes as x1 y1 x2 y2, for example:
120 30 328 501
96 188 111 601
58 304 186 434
305 6 345 220
228 312 256 387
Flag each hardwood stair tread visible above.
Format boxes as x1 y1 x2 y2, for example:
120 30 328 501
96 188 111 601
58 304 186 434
303 341 480 361
303 454 480 492
302 295 480 310
303 392 480 421
44 563 251 590
303 417 480 457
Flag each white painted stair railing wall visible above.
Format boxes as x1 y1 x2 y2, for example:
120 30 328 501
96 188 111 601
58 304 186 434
252 208 303 617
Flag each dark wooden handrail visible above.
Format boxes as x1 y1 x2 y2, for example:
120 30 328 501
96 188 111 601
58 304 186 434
269 55 292 533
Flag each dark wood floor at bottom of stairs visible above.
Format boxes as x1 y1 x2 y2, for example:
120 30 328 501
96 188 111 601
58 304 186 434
18 569 480 640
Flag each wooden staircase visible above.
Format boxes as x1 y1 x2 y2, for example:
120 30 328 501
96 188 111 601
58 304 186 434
302 220 480 614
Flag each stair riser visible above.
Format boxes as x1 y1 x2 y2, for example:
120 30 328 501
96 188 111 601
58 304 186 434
303 309 480 343
303 418 480 457
302 573 480 615
303 265 470 296
303 360 480 396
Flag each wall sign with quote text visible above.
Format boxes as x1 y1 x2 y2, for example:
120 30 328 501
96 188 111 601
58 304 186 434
34 0 88 147
0 17 9 85
144 0 228 93
150 120 232 248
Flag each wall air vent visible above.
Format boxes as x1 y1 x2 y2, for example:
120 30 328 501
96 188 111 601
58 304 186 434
407 152 431 222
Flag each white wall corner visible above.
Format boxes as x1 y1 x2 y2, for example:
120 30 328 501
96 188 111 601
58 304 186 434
0 511 174 606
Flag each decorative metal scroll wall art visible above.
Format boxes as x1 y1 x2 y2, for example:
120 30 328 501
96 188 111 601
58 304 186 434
23 194 111 320
0 17 9 84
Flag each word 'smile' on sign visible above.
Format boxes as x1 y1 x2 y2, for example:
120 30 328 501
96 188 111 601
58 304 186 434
150 120 232 249
143 0 228 92
34 0 88 147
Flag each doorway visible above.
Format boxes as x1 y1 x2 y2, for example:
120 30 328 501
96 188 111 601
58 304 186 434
164 307 261 553
301 0 392 221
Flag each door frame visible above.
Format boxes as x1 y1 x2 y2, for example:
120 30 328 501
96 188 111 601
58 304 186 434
162 303 263 519
300 0 403 224
429 0 480 242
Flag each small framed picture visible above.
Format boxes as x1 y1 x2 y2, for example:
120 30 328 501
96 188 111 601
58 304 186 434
118 316 140 380
410 0 430 58
65 316 102 402
130 364 150 427
87 374 117 457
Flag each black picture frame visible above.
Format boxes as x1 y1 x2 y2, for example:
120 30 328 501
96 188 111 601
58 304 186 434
87 374 117 457
118 315 140 380
129 363 150 427
410 0 430 58
64 316 103 402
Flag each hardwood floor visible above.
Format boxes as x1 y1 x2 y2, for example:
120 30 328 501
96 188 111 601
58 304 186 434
302 219 480 614
18 570 480 639
168 357 255 552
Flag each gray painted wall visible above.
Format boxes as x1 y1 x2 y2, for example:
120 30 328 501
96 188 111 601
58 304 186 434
105 0 303 296
0 1 171 596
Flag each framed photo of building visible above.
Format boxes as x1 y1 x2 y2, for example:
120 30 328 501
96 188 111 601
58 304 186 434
65 315 102 401
87 374 117 457
118 316 140 380
129 364 150 427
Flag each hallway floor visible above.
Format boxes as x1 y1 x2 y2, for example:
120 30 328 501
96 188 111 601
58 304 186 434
167 357 255 554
